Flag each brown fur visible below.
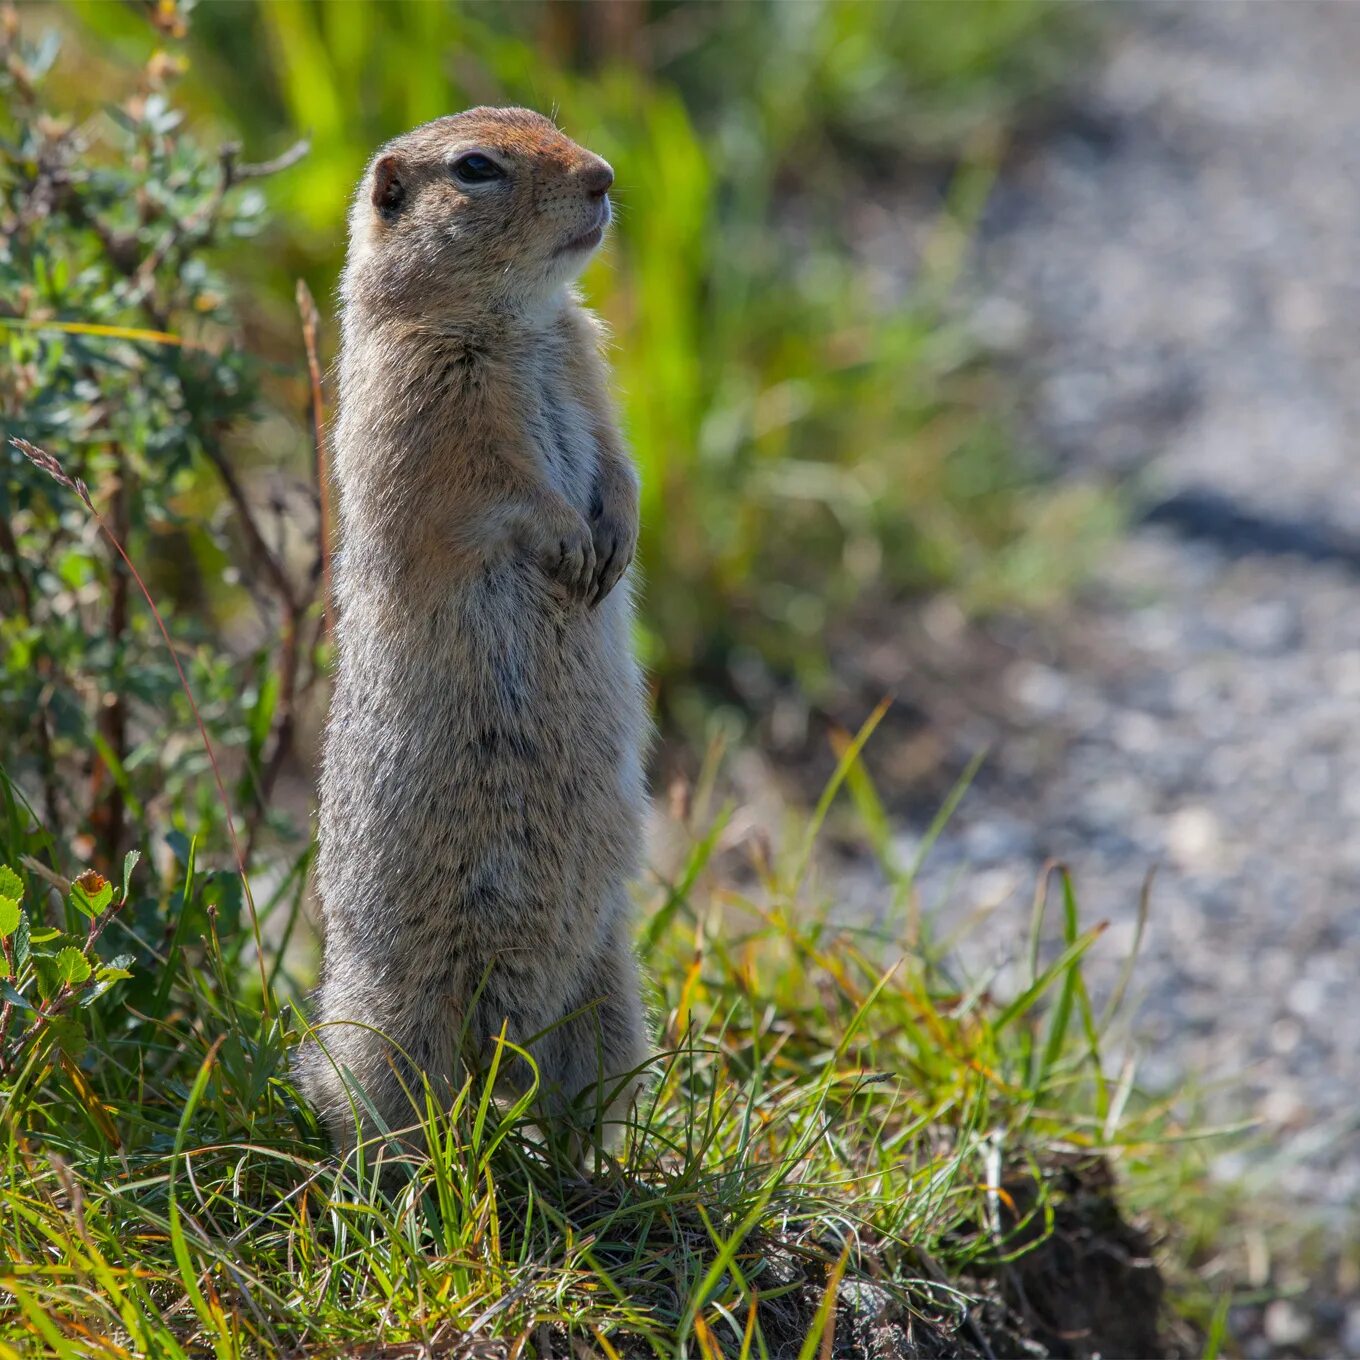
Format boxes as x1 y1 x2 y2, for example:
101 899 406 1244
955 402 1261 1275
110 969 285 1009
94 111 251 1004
301 108 649 1159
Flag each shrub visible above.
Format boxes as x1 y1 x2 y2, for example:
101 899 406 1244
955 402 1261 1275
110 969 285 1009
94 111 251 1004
1 13 321 874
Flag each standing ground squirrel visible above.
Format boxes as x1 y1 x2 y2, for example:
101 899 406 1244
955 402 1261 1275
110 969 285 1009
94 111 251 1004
302 108 650 1156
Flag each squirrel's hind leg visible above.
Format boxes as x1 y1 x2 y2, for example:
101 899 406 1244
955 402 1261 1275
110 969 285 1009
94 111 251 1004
531 925 651 1159
299 987 461 1164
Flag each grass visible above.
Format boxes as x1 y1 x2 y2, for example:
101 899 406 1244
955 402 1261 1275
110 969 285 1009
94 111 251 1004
0 709 1200 1358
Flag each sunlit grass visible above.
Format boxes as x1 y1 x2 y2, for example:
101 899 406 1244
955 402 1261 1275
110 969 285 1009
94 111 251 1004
0 717 1195 1357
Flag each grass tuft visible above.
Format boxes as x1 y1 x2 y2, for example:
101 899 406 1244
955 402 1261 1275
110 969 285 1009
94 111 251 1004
1 718 1189 1357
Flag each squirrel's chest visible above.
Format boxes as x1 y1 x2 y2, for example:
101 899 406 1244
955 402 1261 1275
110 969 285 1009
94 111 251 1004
524 372 598 510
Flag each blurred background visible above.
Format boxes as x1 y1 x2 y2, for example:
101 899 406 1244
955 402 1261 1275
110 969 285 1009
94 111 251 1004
3 0 1358 1345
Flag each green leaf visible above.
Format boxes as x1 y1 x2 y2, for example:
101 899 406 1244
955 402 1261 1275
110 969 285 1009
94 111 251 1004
79 970 131 1007
54 947 91 990
69 872 113 919
0 894 19 940
47 1015 87 1059
0 865 22 902
34 956 56 1002
1 982 31 1011
1033 868 1083 1092
994 923 1108 1035
14 914 31 973
56 547 96 590
121 849 141 905
640 804 733 953
246 668 280 764
165 829 192 867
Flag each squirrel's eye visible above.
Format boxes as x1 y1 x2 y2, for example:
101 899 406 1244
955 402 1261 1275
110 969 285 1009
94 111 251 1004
451 153 506 186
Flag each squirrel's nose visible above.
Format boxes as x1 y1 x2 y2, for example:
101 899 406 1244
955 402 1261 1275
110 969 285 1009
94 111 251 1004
581 157 614 199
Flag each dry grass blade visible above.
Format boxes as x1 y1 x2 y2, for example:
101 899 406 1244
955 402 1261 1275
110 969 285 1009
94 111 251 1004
0 317 195 349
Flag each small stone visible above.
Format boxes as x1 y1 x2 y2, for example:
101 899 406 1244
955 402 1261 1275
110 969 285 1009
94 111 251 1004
963 817 1032 865
1112 710 1163 754
1010 662 1071 717
1257 1087 1306 1129
839 1280 891 1322
1166 806 1221 872
1341 1304 1360 1356
1287 976 1326 1021
1230 600 1298 655
1329 651 1360 699
971 867 1019 908
1263 1299 1311 1349
1269 1018 1303 1055
969 296 1031 352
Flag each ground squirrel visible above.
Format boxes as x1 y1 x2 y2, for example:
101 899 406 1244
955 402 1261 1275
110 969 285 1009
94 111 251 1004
302 108 649 1157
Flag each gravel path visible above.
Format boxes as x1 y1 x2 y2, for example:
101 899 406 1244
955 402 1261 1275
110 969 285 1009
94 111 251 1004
852 0 1360 1225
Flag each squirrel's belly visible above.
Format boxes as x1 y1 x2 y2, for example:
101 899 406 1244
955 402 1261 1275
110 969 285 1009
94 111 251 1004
318 564 645 963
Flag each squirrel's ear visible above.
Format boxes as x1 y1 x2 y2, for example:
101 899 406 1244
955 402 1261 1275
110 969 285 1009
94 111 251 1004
371 155 406 218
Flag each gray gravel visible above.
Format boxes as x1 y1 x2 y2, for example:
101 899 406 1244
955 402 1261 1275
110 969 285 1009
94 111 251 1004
851 0 1360 1224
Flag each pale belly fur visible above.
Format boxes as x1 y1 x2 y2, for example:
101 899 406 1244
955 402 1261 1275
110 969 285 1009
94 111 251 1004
315 554 645 1051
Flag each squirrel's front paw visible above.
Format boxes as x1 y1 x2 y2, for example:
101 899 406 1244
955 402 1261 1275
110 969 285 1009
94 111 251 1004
539 515 597 602
588 509 637 608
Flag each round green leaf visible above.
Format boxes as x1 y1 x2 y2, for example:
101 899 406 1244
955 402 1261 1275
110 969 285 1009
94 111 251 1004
54 947 92 989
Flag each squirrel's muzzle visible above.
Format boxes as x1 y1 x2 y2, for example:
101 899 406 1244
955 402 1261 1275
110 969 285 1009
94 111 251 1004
580 157 614 199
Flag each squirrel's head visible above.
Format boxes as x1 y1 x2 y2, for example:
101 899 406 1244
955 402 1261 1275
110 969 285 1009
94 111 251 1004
343 107 614 318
